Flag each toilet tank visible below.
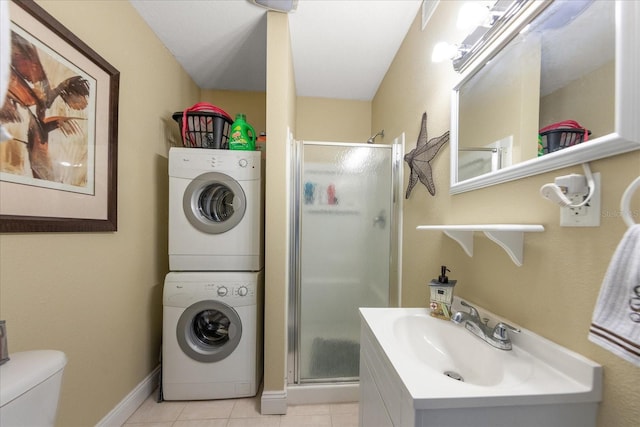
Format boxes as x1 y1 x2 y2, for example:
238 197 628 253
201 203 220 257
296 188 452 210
0 350 67 427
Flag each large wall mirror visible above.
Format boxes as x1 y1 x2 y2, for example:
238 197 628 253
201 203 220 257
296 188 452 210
450 0 640 194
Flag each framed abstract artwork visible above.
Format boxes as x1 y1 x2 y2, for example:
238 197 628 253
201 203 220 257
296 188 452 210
0 0 119 232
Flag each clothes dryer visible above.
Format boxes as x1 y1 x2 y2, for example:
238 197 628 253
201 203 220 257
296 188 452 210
162 271 263 400
169 147 263 271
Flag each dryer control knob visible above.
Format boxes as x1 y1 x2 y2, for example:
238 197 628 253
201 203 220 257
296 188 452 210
238 158 248 168
217 286 228 297
237 286 248 297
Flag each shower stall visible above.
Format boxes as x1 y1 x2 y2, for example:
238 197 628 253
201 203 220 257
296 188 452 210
288 138 403 399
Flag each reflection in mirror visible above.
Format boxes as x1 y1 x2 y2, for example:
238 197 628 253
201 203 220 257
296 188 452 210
538 1 614 148
450 0 639 194
456 0 614 183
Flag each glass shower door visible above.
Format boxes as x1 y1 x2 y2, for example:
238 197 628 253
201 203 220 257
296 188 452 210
294 141 395 383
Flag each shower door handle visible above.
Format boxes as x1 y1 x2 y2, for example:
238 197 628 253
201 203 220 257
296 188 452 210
373 210 386 229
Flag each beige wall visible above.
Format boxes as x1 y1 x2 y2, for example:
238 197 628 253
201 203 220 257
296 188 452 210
296 97 371 143
263 10 296 397
201 89 267 137
0 1 200 425
199 93 371 151
374 2 640 427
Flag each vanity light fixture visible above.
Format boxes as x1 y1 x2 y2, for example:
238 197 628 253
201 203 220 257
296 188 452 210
457 1 494 31
433 0 526 70
432 1 496 63
249 0 298 13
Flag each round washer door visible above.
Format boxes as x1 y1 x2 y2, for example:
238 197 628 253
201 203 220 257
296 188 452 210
183 172 246 234
176 300 243 363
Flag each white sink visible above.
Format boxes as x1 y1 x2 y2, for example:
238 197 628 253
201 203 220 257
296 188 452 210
393 313 533 387
359 301 602 427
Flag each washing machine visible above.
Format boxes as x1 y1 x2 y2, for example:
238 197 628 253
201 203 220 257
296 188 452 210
162 270 263 400
168 147 264 271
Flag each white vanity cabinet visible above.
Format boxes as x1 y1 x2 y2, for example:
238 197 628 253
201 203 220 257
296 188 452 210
359 321 403 427
359 307 602 427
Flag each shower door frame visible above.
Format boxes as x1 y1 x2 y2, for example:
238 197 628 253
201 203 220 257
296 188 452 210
287 137 404 386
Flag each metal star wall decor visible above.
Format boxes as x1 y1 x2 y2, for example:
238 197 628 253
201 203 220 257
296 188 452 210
404 112 450 198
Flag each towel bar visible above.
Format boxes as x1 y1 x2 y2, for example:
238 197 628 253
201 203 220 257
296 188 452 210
621 176 640 227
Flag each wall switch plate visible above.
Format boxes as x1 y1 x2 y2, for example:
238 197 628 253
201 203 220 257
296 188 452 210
560 172 601 227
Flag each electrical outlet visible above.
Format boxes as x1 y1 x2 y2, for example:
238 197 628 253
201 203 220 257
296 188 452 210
560 172 601 227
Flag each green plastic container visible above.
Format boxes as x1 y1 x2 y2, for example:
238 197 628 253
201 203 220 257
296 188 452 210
228 113 256 151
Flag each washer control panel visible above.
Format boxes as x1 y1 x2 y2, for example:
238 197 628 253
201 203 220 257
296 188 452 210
169 147 261 180
204 282 256 299
207 155 252 170
164 271 264 309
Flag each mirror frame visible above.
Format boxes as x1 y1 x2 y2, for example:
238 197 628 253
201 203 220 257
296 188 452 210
450 0 640 194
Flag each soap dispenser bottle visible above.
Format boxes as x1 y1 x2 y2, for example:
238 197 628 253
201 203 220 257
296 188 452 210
428 265 457 320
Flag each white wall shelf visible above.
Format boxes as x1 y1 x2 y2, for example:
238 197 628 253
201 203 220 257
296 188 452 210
416 224 545 266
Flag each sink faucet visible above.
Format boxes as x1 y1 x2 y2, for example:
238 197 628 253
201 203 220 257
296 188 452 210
451 300 520 350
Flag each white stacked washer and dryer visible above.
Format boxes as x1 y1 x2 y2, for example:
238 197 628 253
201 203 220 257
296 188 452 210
162 147 264 401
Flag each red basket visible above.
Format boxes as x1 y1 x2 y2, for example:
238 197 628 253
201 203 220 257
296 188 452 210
539 120 590 154
172 103 233 149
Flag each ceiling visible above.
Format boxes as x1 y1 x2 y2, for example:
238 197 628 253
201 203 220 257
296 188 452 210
129 0 423 101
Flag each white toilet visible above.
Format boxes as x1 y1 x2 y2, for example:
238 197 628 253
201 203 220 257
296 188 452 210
0 350 67 426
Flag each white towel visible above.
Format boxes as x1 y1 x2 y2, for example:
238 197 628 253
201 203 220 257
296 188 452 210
588 224 640 366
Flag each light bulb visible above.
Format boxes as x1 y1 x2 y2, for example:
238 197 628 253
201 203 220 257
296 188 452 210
457 2 490 31
431 42 458 63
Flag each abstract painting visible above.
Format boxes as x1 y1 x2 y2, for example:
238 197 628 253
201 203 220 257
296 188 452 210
0 0 119 232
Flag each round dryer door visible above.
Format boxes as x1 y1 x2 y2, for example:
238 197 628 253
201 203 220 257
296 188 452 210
183 172 246 234
176 300 243 363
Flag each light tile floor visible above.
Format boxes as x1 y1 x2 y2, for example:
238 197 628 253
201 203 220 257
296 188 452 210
124 391 359 427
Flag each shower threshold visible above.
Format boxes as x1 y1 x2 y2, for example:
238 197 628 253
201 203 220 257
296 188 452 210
286 382 359 405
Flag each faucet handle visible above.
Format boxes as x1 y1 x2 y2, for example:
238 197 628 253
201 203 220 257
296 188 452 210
492 322 521 341
460 300 480 318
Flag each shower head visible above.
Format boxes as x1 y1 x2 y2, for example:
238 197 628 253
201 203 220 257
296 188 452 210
367 130 384 144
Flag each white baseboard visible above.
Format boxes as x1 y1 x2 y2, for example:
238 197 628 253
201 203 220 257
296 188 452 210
260 389 287 415
96 365 160 427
